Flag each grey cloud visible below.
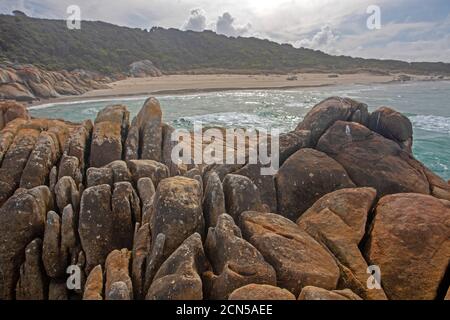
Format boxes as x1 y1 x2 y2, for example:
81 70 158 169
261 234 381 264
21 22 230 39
296 25 340 51
216 12 250 37
183 8 207 31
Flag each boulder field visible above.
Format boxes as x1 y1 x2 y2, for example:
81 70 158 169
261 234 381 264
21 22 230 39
0 63 112 102
0 96 449 300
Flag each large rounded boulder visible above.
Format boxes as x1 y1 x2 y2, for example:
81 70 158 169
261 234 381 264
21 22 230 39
368 107 413 152
296 97 369 145
276 148 356 220
364 193 450 300
151 176 204 259
239 211 340 296
316 121 430 197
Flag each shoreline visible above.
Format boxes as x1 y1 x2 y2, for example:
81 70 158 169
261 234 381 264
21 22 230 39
29 72 445 108
30 83 334 108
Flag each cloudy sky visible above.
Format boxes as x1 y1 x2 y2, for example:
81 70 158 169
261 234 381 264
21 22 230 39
1 0 450 62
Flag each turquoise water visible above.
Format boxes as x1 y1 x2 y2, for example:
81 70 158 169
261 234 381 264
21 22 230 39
30 81 450 180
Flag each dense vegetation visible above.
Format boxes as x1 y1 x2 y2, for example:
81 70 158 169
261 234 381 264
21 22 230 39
1 14 450 75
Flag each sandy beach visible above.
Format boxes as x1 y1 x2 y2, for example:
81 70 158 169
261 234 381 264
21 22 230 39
31 72 431 106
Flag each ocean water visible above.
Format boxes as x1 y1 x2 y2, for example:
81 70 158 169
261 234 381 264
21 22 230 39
30 81 450 180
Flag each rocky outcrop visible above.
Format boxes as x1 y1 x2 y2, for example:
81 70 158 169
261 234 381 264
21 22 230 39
105 249 133 300
90 105 129 168
368 107 413 152
161 123 180 176
0 115 82 207
0 100 30 130
202 171 226 228
78 182 138 274
0 63 111 101
296 97 369 145
422 166 450 201
83 265 104 300
143 233 166 296
298 188 376 242
78 184 115 274
223 174 265 220
131 223 151 299
234 164 277 212
48 281 68 300
278 130 311 164
317 121 431 197
125 97 163 162
1 96 449 301
20 131 62 189
127 159 169 186
298 286 362 300
203 214 277 299
0 186 52 299
146 233 209 300
112 182 141 247
59 120 92 185
42 208 79 278
129 60 163 78
16 239 47 300
0 127 40 205
276 148 356 221
240 211 340 296
297 188 387 300
364 194 450 300
151 176 204 260
229 284 296 300
54 176 80 213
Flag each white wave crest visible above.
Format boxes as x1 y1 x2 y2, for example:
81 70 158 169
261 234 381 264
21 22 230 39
409 114 450 134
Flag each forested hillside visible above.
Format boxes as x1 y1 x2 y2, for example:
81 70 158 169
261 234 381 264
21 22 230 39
1 13 449 75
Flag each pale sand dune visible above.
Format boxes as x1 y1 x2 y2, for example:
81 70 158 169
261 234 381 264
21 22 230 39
32 72 428 106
